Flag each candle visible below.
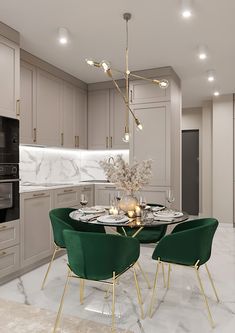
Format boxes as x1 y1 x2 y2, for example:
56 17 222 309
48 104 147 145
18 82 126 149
109 206 114 215
135 206 141 216
128 210 135 218
113 207 119 215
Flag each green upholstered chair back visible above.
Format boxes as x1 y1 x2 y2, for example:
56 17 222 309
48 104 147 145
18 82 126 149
152 218 218 266
63 230 140 280
49 208 106 248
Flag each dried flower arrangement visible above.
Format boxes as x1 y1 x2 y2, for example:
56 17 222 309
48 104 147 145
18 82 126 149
99 155 152 194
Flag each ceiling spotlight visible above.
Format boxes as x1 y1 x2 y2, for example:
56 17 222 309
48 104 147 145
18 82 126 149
181 0 193 18
58 27 69 45
213 91 220 96
198 45 208 60
159 79 169 89
207 70 215 82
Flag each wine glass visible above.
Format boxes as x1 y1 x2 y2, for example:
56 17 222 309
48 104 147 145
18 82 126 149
115 191 121 202
166 189 175 210
139 196 147 210
80 193 88 207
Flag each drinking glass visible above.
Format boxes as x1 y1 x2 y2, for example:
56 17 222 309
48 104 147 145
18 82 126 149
166 189 175 210
80 193 88 207
139 196 147 210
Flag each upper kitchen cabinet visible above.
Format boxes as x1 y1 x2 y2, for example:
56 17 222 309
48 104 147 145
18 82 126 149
20 61 36 144
0 35 20 119
75 88 87 149
36 69 62 146
88 89 109 149
62 81 76 148
88 87 129 149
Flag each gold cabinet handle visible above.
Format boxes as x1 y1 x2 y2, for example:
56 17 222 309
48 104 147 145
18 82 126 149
110 136 113 148
0 225 7 230
16 99 20 116
33 128 37 143
33 192 46 197
106 137 109 149
75 136 77 147
61 133 64 146
130 90 133 103
77 135 79 148
0 251 7 257
63 189 73 193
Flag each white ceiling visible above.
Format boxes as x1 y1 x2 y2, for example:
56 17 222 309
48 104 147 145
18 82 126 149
0 0 235 107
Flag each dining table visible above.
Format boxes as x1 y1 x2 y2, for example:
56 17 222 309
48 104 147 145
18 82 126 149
69 206 189 238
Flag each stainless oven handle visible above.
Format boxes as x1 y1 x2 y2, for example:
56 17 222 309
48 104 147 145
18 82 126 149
0 179 20 183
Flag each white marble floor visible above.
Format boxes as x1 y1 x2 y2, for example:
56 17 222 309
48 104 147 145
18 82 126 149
0 223 235 333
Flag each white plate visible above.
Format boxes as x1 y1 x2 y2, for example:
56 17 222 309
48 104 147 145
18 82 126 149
97 215 129 224
79 207 105 214
153 211 183 218
151 206 165 212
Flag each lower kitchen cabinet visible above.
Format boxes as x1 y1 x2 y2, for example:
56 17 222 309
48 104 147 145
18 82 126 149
0 245 20 279
0 220 20 250
20 191 54 268
139 186 168 206
95 184 118 206
54 187 80 208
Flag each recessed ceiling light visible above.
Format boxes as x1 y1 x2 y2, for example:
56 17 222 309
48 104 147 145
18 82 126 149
213 91 220 96
58 27 69 45
197 45 208 60
207 70 216 82
181 0 193 18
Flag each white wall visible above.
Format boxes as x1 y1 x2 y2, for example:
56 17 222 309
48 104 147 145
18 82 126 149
212 94 233 223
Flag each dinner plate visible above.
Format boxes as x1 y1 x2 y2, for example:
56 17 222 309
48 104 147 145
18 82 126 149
97 215 129 224
151 205 165 212
153 211 183 218
79 206 105 214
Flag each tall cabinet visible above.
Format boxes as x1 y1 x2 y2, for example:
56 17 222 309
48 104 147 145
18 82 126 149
129 69 181 209
0 35 20 119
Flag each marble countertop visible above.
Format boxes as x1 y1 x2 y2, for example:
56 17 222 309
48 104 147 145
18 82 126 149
20 181 112 193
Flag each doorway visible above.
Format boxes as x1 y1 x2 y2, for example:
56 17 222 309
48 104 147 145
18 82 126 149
182 130 199 215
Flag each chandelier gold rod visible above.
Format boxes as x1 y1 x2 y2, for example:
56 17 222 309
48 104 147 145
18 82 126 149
125 16 130 132
106 69 139 122
109 67 161 84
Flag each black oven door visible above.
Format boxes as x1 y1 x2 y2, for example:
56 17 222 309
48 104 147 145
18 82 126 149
0 116 19 164
0 180 19 222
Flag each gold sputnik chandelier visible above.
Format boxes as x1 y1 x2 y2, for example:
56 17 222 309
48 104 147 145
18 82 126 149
86 13 169 142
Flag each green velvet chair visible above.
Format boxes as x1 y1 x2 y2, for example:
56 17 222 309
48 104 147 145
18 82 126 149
116 203 167 288
149 218 219 328
53 231 144 333
41 208 105 289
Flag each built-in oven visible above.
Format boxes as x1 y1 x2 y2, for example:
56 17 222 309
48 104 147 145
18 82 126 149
0 164 19 223
0 116 19 164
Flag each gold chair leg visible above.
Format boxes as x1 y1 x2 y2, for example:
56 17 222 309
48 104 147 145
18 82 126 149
41 245 58 290
80 279 85 304
194 266 215 328
167 264 171 290
162 262 166 288
149 258 160 318
112 272 116 332
53 268 71 333
133 267 144 319
136 261 151 289
205 264 219 302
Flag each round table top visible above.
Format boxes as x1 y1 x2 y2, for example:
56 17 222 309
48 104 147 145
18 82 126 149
70 207 189 228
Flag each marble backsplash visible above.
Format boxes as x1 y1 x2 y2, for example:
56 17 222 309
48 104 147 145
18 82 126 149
20 146 129 184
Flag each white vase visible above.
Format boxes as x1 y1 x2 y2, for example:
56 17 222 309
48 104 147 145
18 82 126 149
119 195 138 213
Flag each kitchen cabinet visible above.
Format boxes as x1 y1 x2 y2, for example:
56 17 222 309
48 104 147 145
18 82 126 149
20 191 54 268
36 69 62 146
0 221 20 251
62 81 76 148
139 186 168 206
75 88 88 149
88 88 128 149
0 35 20 119
20 61 36 144
95 184 117 206
54 186 80 208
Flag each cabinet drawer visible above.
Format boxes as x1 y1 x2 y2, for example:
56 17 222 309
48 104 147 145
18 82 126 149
54 188 79 208
0 245 20 279
0 221 20 250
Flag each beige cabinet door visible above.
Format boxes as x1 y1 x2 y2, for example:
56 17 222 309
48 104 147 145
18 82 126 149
75 88 88 149
0 36 19 119
54 187 80 208
130 79 170 104
130 102 171 187
0 221 20 251
36 69 62 146
88 90 109 149
0 245 20 279
20 191 53 268
94 185 117 206
109 88 129 149
62 81 76 148
20 61 36 144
